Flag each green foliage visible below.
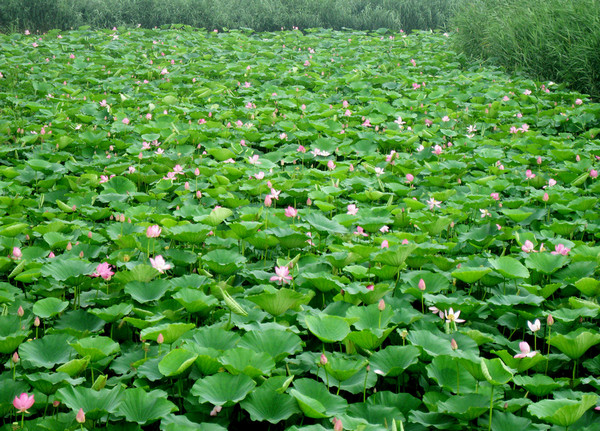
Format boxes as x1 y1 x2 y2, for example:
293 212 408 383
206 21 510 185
451 0 600 99
0 0 460 34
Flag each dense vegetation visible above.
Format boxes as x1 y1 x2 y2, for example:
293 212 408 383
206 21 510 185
0 26 599 430
450 0 600 100
0 0 458 34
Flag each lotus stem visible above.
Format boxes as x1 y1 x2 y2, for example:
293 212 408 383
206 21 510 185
488 387 493 431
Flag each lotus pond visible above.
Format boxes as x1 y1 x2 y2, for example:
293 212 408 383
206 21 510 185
0 26 600 431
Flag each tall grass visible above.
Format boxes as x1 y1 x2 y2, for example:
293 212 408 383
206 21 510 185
451 0 600 99
0 0 459 33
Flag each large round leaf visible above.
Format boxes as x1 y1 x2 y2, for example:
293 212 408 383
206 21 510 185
140 322 195 344
305 314 350 343
19 333 76 369
158 348 198 377
369 345 420 377
202 249 247 276
238 328 303 362
490 256 530 279
116 388 178 425
70 336 120 362
32 297 69 319
240 384 300 424
527 394 598 427
191 373 256 406
247 288 314 317
57 385 124 421
220 347 275 378
548 328 600 359
289 378 348 419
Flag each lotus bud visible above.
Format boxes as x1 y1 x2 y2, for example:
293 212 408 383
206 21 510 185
333 417 343 431
418 278 426 291
76 408 85 424
157 333 164 344
366 284 374 291
66 242 72 251
547 314 554 326
53 400 60 408
451 339 458 350
88 231 93 238
320 353 328 366
17 306 24 317
12 352 19 363
543 192 549 202
378 299 385 311
34 316 40 327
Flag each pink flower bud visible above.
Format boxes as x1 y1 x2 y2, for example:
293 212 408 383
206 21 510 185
17 306 24 317
543 192 549 202
66 242 72 251
547 314 554 326
418 279 426 291
320 353 328 366
157 333 164 344
76 408 85 424
88 231 93 238
34 316 40 327
451 339 458 350
378 299 385 311
12 352 19 363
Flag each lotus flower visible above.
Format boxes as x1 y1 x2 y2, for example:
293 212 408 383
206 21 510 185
551 244 570 256
527 319 541 333
92 262 114 280
13 393 34 413
150 255 171 273
76 408 85 424
270 266 292 284
146 225 162 238
514 341 537 358
285 206 298 218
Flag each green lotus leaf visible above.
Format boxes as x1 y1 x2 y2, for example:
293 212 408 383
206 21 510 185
346 327 395 350
238 328 303 362
201 207 233 226
481 358 513 385
32 297 69 319
372 244 417 267
490 256 530 279
220 347 275 378
548 328 600 359
323 354 367 382
525 252 568 274
166 224 212 244
438 393 489 421
57 385 124 421
186 326 241 351
161 415 227 431
70 336 120 362
41 258 96 281
172 288 218 314
489 411 533 431
451 266 491 283
229 221 262 239
191 373 256 406
0 315 28 354
203 249 247 275
492 350 547 373
240 384 300 424
24 372 84 395
426 355 478 394
527 394 598 427
289 378 348 419
89 303 134 323
303 211 348 234
125 279 172 303
513 374 567 397
140 322 195 345
248 288 314 317
56 356 90 377
116 388 178 425
574 277 600 297
158 348 198 377
369 345 420 377
19 333 76 369
305 314 350 343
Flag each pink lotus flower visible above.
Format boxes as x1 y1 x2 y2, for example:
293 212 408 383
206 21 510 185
122 118 130 125
248 155 261 165
347 204 358 215
575 98 583 105
525 170 535 179
146 225 162 238
264 195 272 207
381 240 389 249
285 206 298 218
379 225 389 233
406 173 414 183
431 145 443 155
11 247 22 260
13 393 34 413
490 192 499 200
521 240 535 253
527 319 541 332
354 226 368 237
150 255 171 273
270 266 292 284
514 341 537 358
327 160 336 170
92 262 114 280
590 169 598 178
551 244 570 256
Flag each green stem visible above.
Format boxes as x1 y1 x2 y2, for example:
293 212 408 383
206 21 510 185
456 361 460 395
488 387 494 431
